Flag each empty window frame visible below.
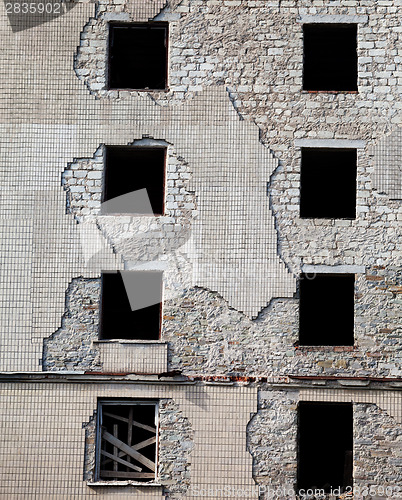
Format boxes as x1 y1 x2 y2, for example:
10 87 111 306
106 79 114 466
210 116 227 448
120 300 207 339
298 402 353 493
300 148 357 219
299 274 355 346
100 271 162 340
303 24 358 91
108 23 168 90
103 146 166 215
96 400 158 482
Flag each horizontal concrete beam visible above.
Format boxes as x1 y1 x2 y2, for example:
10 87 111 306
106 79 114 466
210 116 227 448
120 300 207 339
299 15 368 24
104 12 130 21
125 261 169 271
295 139 366 149
302 264 366 274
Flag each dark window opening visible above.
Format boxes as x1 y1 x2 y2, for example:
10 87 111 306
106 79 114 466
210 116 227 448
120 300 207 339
299 274 355 346
100 271 162 340
96 401 157 482
298 402 353 493
108 23 168 90
103 146 166 215
300 148 357 219
303 24 357 91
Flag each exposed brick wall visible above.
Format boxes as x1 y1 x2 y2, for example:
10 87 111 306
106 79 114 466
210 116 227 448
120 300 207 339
43 278 101 371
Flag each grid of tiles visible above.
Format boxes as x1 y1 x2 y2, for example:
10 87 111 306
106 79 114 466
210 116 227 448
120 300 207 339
372 127 402 200
299 388 402 424
0 381 257 499
97 341 168 374
127 0 168 22
0 0 296 374
0 3 122 371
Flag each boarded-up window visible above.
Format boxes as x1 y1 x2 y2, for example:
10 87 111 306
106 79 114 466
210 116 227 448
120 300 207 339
96 400 158 482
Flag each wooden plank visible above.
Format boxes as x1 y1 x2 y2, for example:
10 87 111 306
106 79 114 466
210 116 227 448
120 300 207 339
127 407 133 446
113 424 118 472
127 407 133 471
101 450 142 472
103 411 156 434
132 436 156 451
102 436 156 467
101 452 128 467
102 431 156 472
100 470 155 479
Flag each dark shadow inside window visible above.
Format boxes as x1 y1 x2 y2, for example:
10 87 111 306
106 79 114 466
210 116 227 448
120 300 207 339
303 24 357 91
108 23 168 90
100 271 162 340
300 148 357 219
298 402 353 493
299 274 355 346
103 146 166 215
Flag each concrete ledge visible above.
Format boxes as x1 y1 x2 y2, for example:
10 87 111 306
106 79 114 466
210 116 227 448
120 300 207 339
96 341 168 374
302 265 366 274
299 15 368 24
103 12 130 21
88 481 162 488
295 139 366 149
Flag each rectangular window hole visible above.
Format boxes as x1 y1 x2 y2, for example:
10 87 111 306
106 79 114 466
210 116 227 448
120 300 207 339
300 148 357 219
303 24 357 92
299 274 355 346
108 23 168 90
100 271 162 340
103 146 166 215
298 402 353 493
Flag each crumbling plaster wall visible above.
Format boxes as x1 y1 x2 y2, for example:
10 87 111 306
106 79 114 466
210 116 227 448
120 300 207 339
0 0 298 372
49 0 400 377
0 381 257 499
247 388 402 499
43 278 101 371
1 0 400 373
62 140 195 277
45 265 402 377
2 0 401 496
247 389 298 492
63 143 195 225
164 266 402 377
354 403 402 492
0 379 400 498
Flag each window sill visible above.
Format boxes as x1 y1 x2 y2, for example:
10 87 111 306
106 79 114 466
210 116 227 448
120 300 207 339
302 90 358 94
299 217 356 221
295 345 355 352
94 339 166 344
107 88 170 93
88 481 162 488
100 212 165 217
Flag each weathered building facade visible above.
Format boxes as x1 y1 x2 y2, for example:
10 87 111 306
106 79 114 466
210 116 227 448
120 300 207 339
0 0 401 498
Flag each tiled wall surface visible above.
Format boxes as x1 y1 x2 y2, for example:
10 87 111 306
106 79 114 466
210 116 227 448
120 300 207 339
0 0 401 372
0 0 401 496
0 381 401 498
96 341 168 374
0 381 257 499
299 388 402 425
